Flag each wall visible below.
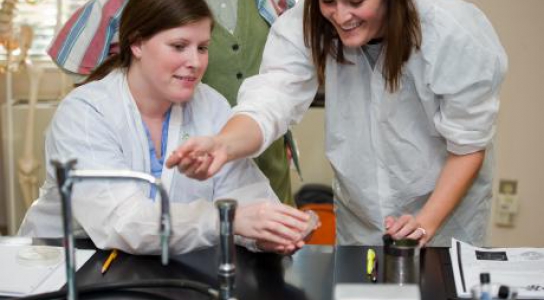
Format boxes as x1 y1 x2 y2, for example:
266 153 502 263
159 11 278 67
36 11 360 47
466 0 544 247
290 108 334 194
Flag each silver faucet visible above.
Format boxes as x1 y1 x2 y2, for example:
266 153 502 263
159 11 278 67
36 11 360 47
216 199 238 300
52 159 172 300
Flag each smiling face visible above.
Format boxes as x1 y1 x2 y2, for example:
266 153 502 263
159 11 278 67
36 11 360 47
319 0 387 48
128 18 212 107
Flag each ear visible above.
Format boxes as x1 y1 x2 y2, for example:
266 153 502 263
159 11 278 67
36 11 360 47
130 38 144 59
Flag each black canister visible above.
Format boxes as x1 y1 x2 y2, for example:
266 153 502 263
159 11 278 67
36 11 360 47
383 234 421 285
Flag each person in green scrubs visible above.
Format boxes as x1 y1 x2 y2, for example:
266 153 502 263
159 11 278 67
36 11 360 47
202 0 294 205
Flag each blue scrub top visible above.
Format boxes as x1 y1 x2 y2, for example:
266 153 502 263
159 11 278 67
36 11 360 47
142 107 172 199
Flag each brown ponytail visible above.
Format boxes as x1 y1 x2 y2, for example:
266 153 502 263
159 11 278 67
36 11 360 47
83 53 122 84
382 0 421 92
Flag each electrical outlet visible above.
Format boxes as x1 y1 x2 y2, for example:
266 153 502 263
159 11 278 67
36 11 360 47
498 193 518 214
495 180 518 227
495 210 513 227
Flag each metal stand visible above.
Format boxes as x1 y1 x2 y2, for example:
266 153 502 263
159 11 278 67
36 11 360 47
216 199 238 300
51 159 78 300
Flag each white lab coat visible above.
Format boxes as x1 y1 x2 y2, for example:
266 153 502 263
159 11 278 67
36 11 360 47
19 70 279 254
235 0 508 246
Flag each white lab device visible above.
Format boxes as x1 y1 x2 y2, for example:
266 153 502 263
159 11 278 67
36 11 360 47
334 284 421 300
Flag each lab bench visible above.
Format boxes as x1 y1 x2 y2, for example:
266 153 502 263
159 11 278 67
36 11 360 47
1 239 466 300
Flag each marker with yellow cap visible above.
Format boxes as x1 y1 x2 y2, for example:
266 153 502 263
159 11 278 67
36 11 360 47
366 248 377 283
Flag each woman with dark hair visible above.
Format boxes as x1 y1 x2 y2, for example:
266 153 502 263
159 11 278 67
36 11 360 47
167 0 508 247
19 0 310 254
48 0 298 207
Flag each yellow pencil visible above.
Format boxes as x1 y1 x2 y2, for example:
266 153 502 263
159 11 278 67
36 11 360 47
101 249 118 274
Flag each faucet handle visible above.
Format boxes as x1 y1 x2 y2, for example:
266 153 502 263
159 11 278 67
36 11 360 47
215 199 238 300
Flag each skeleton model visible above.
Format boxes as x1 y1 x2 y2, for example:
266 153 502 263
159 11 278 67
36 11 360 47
1 0 43 210
0 0 18 67
17 61 44 209
0 0 34 72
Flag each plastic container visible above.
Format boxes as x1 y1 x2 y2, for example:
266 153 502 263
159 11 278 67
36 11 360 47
471 273 518 300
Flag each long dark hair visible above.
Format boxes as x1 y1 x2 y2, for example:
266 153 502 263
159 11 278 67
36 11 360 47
85 0 214 83
303 0 421 92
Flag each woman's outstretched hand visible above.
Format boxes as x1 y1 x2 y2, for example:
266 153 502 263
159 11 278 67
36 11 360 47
165 136 228 180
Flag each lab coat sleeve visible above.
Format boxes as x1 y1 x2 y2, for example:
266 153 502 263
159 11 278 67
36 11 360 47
48 95 218 255
206 87 281 250
423 7 508 155
234 1 319 156
208 88 279 204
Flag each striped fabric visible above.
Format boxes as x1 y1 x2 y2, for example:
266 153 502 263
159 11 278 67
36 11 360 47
48 0 126 75
257 0 296 26
48 0 295 75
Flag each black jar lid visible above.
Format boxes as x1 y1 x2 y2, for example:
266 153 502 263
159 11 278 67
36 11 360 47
383 234 419 247
383 234 419 256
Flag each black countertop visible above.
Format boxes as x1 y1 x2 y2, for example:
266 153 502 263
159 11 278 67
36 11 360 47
2 239 462 300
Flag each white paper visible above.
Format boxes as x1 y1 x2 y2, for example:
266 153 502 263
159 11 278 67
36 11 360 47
334 284 421 300
0 244 95 297
450 238 544 299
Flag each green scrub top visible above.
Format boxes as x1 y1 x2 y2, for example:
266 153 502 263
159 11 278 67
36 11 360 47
202 0 293 205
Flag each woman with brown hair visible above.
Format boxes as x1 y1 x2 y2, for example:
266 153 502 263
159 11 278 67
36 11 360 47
19 0 311 254
167 0 508 247
48 0 299 207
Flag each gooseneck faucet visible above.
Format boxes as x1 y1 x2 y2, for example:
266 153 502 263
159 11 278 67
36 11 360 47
52 160 78 300
215 199 238 300
52 159 172 300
